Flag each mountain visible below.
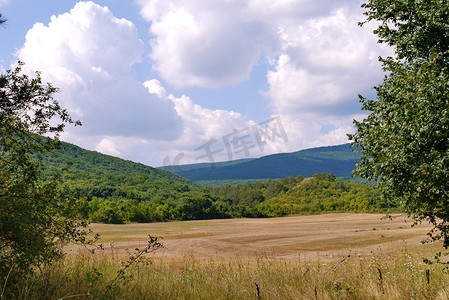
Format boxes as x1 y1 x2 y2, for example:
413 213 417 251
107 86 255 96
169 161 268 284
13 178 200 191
158 143 359 181
39 141 192 184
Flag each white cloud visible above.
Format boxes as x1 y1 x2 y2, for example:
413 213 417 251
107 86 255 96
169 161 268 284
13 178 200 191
267 6 386 115
17 1 182 142
261 4 391 151
95 137 121 156
275 115 356 152
143 79 167 99
139 0 279 88
141 80 296 165
144 81 263 164
144 79 250 143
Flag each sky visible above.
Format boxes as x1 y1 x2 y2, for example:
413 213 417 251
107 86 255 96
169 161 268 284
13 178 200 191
0 0 391 167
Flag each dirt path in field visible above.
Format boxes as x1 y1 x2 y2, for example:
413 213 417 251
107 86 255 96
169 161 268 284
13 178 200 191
71 213 436 261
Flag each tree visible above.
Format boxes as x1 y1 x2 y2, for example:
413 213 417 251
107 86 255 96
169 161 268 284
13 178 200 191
349 1 449 246
0 63 88 280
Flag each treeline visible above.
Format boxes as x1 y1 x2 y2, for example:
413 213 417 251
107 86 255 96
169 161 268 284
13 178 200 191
57 169 395 224
206 173 394 217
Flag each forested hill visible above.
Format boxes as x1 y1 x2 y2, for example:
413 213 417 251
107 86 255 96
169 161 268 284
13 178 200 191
39 141 191 184
33 141 390 224
159 144 359 181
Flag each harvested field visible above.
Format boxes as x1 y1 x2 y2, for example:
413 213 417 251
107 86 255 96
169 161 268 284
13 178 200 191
76 213 437 261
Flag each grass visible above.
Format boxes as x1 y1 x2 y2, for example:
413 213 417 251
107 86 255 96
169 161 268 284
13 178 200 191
5 246 449 299
4 213 449 299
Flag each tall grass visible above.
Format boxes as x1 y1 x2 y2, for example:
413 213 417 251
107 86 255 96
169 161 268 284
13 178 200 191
3 247 449 299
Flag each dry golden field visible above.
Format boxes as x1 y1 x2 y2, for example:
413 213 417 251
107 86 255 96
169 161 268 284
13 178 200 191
81 213 438 261
16 214 449 300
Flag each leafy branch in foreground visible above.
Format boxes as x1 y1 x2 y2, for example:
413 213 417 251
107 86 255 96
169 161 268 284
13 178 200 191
350 1 449 248
0 62 88 289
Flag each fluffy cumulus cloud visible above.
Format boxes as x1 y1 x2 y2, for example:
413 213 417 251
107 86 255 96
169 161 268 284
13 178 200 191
138 0 279 88
144 79 282 165
137 0 390 152
16 1 183 160
267 5 385 114
263 4 391 149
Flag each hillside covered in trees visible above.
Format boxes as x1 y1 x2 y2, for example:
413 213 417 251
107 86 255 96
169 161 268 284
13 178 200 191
40 142 191 183
38 142 394 224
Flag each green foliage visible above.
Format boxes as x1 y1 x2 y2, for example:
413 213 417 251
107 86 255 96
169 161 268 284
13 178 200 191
54 169 230 223
257 176 388 217
312 172 336 182
206 173 389 218
350 1 449 246
0 63 89 281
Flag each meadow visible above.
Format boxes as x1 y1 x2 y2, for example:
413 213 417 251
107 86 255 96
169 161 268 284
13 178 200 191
85 213 433 260
7 213 449 299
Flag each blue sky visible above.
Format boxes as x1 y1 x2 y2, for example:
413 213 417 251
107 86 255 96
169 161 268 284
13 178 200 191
0 0 390 167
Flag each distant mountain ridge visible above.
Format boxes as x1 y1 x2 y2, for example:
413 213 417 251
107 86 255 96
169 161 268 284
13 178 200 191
158 143 359 181
160 158 255 173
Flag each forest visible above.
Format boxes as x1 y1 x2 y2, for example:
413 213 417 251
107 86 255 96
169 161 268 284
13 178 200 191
33 141 393 224
56 169 391 224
